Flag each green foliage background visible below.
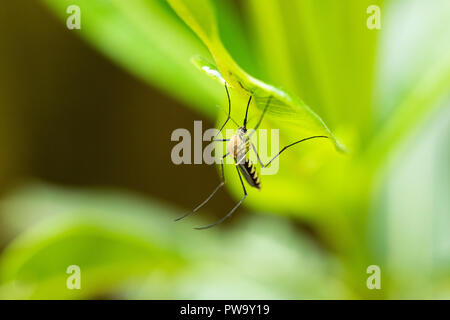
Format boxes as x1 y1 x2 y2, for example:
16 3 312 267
0 0 449 299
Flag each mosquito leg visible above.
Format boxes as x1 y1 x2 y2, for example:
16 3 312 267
248 96 272 139
243 95 253 129
174 153 229 222
194 166 247 230
215 105 240 128
250 142 264 167
213 84 232 141
260 136 329 168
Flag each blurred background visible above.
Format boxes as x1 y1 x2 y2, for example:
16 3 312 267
0 0 448 299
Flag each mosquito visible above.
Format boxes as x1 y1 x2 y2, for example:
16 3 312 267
175 84 329 230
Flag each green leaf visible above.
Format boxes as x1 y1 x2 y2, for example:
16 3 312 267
191 55 225 85
167 0 345 152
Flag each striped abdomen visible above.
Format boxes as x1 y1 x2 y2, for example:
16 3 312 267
238 158 261 189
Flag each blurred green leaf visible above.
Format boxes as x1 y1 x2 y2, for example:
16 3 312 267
191 55 225 85
366 62 450 168
0 185 198 299
0 215 184 299
0 184 348 299
372 107 450 298
245 0 384 144
167 0 218 46
366 0 450 167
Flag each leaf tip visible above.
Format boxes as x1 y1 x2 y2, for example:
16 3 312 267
191 55 226 85
332 136 348 154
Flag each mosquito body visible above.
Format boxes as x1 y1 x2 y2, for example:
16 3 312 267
175 84 328 230
228 127 261 189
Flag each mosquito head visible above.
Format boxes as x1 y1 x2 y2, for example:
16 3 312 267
238 126 247 134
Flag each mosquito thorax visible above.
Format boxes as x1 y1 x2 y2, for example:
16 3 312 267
227 127 247 158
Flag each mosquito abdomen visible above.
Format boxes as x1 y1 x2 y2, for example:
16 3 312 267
238 159 261 190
